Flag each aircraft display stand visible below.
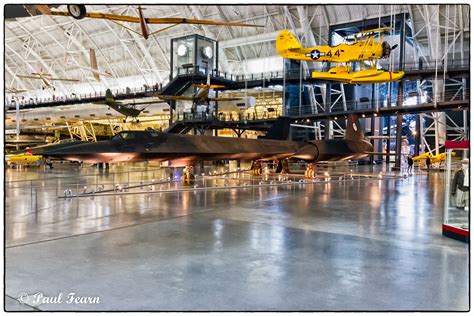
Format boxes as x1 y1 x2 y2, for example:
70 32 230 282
443 140 469 243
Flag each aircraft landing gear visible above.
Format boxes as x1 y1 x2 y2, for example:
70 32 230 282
304 163 316 179
275 159 289 174
68 4 87 20
250 161 263 176
181 166 195 186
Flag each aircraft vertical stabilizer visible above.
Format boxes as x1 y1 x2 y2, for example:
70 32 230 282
276 30 303 55
263 117 291 140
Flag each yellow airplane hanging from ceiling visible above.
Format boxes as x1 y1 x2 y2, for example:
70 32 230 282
276 28 405 84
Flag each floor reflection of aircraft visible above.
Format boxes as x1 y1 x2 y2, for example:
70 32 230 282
49 5 263 40
17 69 80 90
65 48 113 82
95 89 166 122
276 28 404 84
39 114 373 185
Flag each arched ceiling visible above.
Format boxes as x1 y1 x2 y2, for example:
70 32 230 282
4 4 469 100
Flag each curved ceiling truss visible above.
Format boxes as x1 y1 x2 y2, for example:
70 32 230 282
5 4 469 100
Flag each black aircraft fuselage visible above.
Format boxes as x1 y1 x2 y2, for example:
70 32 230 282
41 115 373 165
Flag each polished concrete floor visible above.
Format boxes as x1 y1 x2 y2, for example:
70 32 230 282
5 163 469 311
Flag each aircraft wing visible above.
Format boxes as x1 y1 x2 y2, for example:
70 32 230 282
48 77 81 82
353 27 392 37
210 97 244 102
158 95 195 101
49 10 263 27
192 84 226 89
145 17 263 27
17 75 41 79
128 100 166 105
50 10 142 23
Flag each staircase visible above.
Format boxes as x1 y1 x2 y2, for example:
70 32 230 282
165 121 193 134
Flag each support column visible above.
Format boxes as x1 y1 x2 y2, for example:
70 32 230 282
394 81 404 170
370 117 375 165
414 115 421 156
394 114 403 171
385 116 391 165
324 83 332 139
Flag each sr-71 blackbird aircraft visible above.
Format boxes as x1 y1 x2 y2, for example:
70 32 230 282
40 114 373 183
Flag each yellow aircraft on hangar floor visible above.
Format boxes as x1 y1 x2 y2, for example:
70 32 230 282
5 151 51 168
276 28 404 84
412 151 456 165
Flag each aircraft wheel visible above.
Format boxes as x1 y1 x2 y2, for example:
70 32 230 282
181 166 195 186
251 161 262 176
305 165 315 179
68 5 87 19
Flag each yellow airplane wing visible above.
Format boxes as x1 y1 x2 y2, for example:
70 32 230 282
6 154 43 164
412 153 430 160
354 27 392 37
192 84 226 89
158 95 195 101
50 10 263 27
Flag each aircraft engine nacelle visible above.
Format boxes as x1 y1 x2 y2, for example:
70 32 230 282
292 139 373 162
381 41 398 59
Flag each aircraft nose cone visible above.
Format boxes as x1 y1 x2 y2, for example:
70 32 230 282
45 141 103 155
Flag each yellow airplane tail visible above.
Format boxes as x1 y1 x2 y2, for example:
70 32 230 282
276 30 303 56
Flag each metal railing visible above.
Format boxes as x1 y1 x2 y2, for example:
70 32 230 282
174 109 283 123
6 84 166 110
171 66 236 81
7 58 469 110
286 89 469 116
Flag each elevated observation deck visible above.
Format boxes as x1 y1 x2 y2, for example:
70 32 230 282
8 58 469 111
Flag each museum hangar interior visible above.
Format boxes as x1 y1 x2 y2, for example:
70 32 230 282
3 4 470 311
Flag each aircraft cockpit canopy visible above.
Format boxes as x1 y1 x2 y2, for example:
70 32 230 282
112 131 162 141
